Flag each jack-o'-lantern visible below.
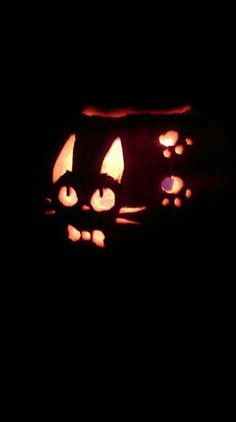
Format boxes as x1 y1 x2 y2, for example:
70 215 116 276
44 105 229 251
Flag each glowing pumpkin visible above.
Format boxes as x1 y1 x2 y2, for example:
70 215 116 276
44 105 228 249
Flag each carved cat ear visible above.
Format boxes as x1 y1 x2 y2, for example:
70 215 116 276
100 137 124 183
52 134 76 183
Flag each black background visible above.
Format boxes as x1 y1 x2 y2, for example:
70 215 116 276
1 1 235 420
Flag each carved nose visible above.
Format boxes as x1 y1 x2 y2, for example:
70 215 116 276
82 205 90 211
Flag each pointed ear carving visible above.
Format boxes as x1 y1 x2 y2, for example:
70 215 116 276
100 137 124 183
52 134 76 183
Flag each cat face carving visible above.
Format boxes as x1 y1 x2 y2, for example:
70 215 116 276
47 135 130 248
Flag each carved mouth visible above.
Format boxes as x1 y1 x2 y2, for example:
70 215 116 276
45 204 148 248
67 225 105 248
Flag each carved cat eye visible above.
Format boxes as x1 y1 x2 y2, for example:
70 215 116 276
90 188 115 212
58 186 78 207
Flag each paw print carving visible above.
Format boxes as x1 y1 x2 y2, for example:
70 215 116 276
159 130 193 159
161 176 192 208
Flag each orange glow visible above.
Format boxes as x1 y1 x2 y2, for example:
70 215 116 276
174 198 182 207
90 188 115 212
52 134 76 184
175 145 184 155
67 225 81 242
119 206 146 214
162 198 170 206
185 138 193 145
163 149 172 158
159 131 179 147
100 138 124 183
82 105 191 117
45 197 52 203
45 209 56 215
185 189 192 198
161 176 184 194
58 186 78 207
92 230 105 248
115 218 140 225
81 231 91 241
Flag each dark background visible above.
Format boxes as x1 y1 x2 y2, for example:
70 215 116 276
1 1 235 420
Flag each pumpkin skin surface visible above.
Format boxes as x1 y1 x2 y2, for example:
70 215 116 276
44 106 229 253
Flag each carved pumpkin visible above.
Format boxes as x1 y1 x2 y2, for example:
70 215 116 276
44 105 229 251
